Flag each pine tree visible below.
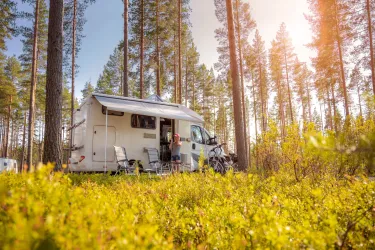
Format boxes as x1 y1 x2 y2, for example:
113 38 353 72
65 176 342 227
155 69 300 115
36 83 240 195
64 0 95 156
95 45 124 95
123 0 129 97
249 30 268 133
293 58 313 123
18 0 48 167
43 0 64 168
274 23 295 123
3 56 22 158
81 81 95 100
307 0 352 120
0 0 17 51
225 0 248 170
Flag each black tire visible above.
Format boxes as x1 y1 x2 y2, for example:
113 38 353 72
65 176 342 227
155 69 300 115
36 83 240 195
209 159 226 174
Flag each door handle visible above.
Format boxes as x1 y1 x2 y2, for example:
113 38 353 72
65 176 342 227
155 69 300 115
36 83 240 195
192 143 196 150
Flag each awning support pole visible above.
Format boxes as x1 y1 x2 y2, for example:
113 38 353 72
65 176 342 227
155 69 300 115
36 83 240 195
105 107 108 173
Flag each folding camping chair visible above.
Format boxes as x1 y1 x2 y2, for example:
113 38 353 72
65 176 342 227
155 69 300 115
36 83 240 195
114 146 136 175
144 147 171 176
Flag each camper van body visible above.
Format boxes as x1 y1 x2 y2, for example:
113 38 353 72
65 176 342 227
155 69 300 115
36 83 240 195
68 94 217 172
0 158 18 173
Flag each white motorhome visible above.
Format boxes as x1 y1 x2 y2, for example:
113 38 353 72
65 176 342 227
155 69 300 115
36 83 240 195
68 93 219 173
0 158 18 173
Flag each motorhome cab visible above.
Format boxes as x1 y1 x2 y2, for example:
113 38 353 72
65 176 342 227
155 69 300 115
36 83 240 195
68 93 218 172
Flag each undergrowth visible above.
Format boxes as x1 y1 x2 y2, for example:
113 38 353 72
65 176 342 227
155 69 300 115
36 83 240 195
0 165 374 249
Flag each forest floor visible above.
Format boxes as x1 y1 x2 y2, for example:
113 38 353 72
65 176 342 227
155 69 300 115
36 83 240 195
0 165 374 249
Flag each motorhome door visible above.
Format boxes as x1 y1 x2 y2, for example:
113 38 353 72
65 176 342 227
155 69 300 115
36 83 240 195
190 125 205 169
92 126 116 162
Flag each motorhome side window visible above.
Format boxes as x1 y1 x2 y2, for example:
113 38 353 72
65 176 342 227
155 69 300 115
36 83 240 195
102 106 124 116
191 125 203 144
131 114 156 129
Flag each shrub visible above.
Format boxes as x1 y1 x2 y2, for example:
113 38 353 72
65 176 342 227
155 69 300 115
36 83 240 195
0 165 374 249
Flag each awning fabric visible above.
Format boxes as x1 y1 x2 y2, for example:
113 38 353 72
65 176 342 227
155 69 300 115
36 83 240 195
94 94 204 123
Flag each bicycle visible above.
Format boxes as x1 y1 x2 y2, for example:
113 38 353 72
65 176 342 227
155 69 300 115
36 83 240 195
208 143 233 174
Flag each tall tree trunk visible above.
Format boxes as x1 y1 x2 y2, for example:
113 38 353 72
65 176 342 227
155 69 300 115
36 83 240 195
283 46 294 123
70 0 77 159
27 0 40 168
192 74 195 110
235 0 248 163
251 73 258 141
366 0 375 95
156 0 160 96
4 96 11 158
140 0 144 99
185 51 188 106
174 32 177 103
38 117 42 162
299 86 306 123
357 81 363 118
334 0 349 117
330 81 338 133
225 0 248 170
1 118 5 157
276 77 286 138
123 0 129 97
178 0 182 104
320 101 325 131
251 72 259 169
258 58 266 132
21 112 27 172
10 106 15 157
326 87 333 130
306 79 312 122
43 0 64 169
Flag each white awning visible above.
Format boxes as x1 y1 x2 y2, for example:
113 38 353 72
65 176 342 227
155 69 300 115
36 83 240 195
94 94 203 123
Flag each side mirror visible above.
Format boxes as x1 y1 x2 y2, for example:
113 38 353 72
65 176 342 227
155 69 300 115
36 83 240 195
207 136 218 145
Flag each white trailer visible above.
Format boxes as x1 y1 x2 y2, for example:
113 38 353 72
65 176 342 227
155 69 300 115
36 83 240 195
68 93 218 173
0 158 18 173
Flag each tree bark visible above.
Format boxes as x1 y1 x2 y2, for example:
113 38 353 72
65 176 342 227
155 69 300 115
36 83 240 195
235 0 248 164
251 72 259 169
306 77 312 122
178 0 182 104
330 80 338 133
258 58 266 132
4 96 11 158
140 0 144 99
334 0 350 117
326 87 333 130
192 73 195 109
366 0 375 96
357 80 363 118
27 0 39 168
185 50 188 106
283 46 294 123
10 104 14 157
225 0 248 171
43 0 64 169
156 0 161 96
20 112 27 172
174 32 177 103
276 77 286 138
70 0 77 159
123 0 129 97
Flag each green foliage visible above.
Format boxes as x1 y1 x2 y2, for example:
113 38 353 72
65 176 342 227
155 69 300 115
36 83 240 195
0 165 374 249
253 118 375 179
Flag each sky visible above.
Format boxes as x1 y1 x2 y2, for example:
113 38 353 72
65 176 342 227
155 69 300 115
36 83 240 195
5 0 314 100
